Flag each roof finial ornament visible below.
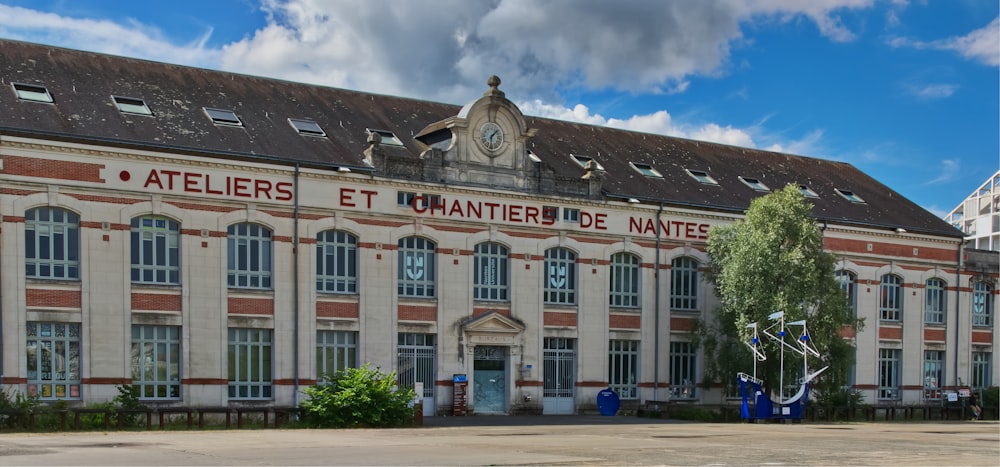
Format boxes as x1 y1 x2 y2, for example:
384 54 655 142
484 75 504 98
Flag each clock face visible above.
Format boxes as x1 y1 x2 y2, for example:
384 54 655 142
479 122 504 151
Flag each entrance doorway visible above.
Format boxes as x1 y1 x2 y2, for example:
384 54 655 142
543 337 575 414
473 346 507 414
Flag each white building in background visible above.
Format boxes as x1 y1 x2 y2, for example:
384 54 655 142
947 170 1000 251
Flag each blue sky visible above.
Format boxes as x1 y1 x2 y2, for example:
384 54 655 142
0 0 997 217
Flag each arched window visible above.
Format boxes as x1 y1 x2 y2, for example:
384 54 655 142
834 270 856 316
879 274 902 321
544 247 576 305
671 257 699 311
973 281 993 327
398 236 436 297
227 223 272 289
316 230 358 293
25 207 80 279
131 215 180 284
474 242 509 301
924 278 947 324
609 252 640 308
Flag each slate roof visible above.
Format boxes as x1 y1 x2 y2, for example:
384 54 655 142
0 39 962 239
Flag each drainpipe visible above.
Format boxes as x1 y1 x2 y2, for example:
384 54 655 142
293 164 301 407
653 203 663 401
954 243 962 388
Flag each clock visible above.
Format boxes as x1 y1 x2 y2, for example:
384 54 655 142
479 122 504 151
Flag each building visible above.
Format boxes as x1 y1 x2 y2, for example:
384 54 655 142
946 170 999 252
0 40 995 415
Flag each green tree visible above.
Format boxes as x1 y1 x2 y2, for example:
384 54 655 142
300 364 417 428
702 185 863 400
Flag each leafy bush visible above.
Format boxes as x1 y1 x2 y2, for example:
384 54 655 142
0 388 41 429
813 387 865 408
980 387 998 418
113 385 148 427
300 365 416 428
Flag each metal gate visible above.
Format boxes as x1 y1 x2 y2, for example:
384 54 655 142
543 337 575 414
398 333 435 416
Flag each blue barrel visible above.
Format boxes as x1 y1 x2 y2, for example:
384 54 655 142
596 388 621 416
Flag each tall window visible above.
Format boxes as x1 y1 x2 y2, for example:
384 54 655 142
973 281 993 326
317 330 357 378
924 279 946 324
397 333 435 398
398 237 436 297
670 341 697 399
609 253 640 308
544 247 577 305
609 340 639 400
878 348 901 400
25 207 80 279
880 274 903 321
971 352 992 390
227 223 272 289
922 350 944 401
228 328 273 399
26 322 80 399
474 242 509 301
316 230 358 293
131 325 181 399
835 270 857 316
131 216 180 284
671 257 699 311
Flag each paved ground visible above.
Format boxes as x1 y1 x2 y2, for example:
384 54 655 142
0 416 996 466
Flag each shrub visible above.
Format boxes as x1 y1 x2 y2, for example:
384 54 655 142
300 364 416 428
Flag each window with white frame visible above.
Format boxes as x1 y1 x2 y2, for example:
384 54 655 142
227 328 273 399
670 341 697 399
880 274 902 321
609 340 639 400
923 350 944 401
924 278 946 324
25 207 80 280
316 230 358 294
397 191 417 207
671 257 699 311
878 348 901 400
973 281 993 326
227 223 272 289
398 237 436 297
835 270 857 316
131 216 180 284
26 322 80 399
131 325 181 399
609 252 640 308
562 208 580 223
316 330 357 379
474 242 509 301
544 247 577 305
971 352 992 390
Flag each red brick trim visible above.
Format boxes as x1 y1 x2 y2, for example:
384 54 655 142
398 304 436 322
131 292 182 312
610 313 641 329
1 155 105 182
879 326 903 340
3 377 28 384
544 311 577 327
972 330 993 344
347 217 408 228
670 316 696 332
82 377 131 385
317 301 359 319
182 378 228 385
923 328 946 342
516 380 543 387
576 381 610 388
26 289 81 308
228 297 274 315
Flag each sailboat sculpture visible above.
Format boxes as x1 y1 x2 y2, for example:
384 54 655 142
737 311 828 421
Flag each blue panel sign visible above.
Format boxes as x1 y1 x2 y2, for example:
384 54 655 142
596 388 621 416
453 374 467 383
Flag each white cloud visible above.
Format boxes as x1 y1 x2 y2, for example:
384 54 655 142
905 83 959 99
889 16 1000 66
923 159 960 185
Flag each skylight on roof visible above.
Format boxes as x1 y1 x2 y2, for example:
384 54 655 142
835 188 865 203
367 128 404 146
739 176 770 191
204 107 242 126
798 184 819 198
12 83 53 103
685 169 718 185
630 162 663 178
113 96 152 115
570 154 604 170
289 118 325 137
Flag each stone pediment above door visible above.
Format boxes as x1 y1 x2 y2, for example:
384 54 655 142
462 311 525 346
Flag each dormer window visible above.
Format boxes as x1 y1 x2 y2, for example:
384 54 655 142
798 184 819 198
367 128 403 146
739 176 770 192
685 169 718 185
570 154 604 170
112 96 152 115
289 118 325 137
630 162 663 178
835 188 865 203
12 83 53 103
204 107 242 126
